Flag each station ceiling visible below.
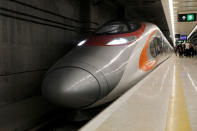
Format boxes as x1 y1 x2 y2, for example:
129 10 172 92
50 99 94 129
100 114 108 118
95 0 197 44
122 0 169 36
161 0 197 42
95 0 171 42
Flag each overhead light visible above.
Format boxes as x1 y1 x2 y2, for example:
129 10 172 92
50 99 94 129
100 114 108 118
169 0 175 46
188 25 197 39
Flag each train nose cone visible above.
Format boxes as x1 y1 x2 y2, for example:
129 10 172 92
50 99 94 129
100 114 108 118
42 67 100 108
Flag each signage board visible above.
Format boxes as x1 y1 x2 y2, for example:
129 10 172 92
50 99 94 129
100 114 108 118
178 13 196 22
176 40 184 45
180 35 187 40
177 40 184 43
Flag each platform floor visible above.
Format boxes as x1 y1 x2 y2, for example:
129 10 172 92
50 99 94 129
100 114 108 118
80 55 197 131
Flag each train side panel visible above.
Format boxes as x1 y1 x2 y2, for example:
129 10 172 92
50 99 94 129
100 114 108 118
88 23 173 108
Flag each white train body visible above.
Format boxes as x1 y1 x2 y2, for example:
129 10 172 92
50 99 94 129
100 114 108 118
42 20 173 109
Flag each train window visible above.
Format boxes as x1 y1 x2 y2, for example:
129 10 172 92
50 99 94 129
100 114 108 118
156 38 162 54
150 37 163 57
95 22 129 35
150 40 156 57
129 23 141 32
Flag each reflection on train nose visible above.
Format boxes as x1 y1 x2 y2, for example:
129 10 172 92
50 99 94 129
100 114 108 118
42 67 100 108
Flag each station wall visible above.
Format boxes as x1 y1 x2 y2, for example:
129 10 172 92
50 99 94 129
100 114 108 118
0 0 115 108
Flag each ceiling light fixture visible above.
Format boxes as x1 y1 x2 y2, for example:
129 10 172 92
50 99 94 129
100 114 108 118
188 25 197 39
169 0 175 46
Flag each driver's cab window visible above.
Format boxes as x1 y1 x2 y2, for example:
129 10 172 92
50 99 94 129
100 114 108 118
95 22 128 35
150 37 163 57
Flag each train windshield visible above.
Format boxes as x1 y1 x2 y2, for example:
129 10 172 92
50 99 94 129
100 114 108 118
94 21 141 35
129 23 141 32
95 22 128 35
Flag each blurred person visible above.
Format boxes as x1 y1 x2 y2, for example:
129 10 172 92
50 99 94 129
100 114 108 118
189 44 195 57
178 44 184 58
174 46 178 56
185 42 190 57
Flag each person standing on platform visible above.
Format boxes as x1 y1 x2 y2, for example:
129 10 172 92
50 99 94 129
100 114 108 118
174 46 178 56
182 42 186 52
178 44 184 58
185 42 190 57
189 44 194 57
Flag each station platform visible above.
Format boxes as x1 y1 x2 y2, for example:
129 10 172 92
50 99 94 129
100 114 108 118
80 55 197 131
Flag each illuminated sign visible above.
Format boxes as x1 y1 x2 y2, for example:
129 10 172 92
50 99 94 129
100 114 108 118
187 14 195 21
178 13 196 22
176 40 184 45
180 35 187 40
178 40 184 43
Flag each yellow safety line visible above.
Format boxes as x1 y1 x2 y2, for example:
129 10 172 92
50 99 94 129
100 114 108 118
165 59 191 131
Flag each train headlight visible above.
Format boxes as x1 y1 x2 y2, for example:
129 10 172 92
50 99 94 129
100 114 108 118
77 39 87 46
107 38 128 45
107 37 136 45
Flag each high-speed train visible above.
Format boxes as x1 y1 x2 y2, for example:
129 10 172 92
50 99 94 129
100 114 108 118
42 19 173 109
